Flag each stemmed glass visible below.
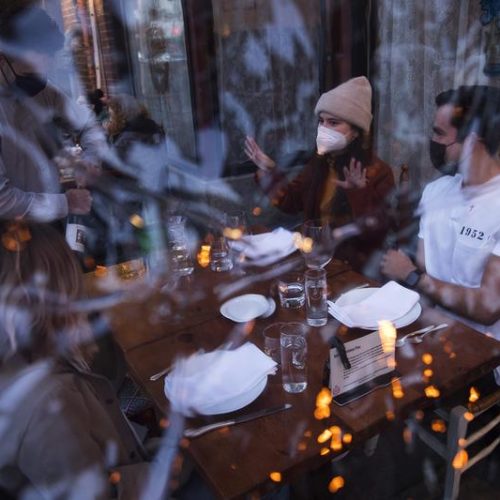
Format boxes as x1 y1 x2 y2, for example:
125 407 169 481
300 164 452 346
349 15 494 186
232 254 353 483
300 219 334 270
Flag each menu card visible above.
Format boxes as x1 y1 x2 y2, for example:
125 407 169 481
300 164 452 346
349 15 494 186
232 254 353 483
329 329 398 405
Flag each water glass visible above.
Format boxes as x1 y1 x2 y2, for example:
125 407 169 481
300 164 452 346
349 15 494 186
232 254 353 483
210 236 233 272
280 322 308 393
305 269 328 327
262 322 283 364
300 219 333 269
277 273 305 309
167 215 194 276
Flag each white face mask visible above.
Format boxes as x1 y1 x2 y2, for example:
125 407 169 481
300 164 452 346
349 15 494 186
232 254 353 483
316 125 348 155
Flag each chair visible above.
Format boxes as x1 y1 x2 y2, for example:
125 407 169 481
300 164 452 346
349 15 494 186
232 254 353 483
408 387 500 500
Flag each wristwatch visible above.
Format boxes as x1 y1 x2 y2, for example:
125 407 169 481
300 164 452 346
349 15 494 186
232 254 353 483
403 269 423 288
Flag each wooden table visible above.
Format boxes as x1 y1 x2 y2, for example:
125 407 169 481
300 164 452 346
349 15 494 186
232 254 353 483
85 258 500 499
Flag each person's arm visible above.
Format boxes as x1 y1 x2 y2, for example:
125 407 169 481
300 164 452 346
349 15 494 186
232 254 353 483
0 153 68 221
381 240 500 325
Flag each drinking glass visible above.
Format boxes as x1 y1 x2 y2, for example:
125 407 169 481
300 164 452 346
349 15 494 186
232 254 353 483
300 219 333 269
166 215 194 276
277 272 305 309
224 211 248 273
262 322 283 364
210 235 233 272
280 322 308 393
305 269 328 327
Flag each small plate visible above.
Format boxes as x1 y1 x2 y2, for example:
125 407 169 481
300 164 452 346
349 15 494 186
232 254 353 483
220 294 270 322
334 287 421 330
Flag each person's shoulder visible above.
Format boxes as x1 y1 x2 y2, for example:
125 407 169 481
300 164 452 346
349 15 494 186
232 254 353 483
425 173 460 194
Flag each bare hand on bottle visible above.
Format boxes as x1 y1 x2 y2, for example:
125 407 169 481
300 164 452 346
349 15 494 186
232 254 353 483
66 188 92 214
74 160 102 188
335 158 367 189
244 136 276 171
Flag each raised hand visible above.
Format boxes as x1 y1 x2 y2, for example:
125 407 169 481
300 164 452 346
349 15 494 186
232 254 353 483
244 136 276 171
335 158 367 189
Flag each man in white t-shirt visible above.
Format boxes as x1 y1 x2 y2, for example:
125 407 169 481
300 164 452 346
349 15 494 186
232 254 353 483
381 86 500 365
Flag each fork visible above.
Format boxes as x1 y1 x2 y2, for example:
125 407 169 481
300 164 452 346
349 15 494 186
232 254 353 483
395 323 448 347
408 323 448 344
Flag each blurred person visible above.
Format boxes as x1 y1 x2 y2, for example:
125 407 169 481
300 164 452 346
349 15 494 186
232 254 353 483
381 85 500 381
105 93 166 189
0 221 150 498
0 5 105 222
245 77 395 269
87 88 109 124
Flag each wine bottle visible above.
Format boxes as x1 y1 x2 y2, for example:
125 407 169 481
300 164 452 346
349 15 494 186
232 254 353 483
66 213 95 270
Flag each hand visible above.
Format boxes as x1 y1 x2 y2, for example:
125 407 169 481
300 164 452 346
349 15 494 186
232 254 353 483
66 188 92 214
380 249 417 281
74 160 102 188
335 158 367 189
244 136 276 171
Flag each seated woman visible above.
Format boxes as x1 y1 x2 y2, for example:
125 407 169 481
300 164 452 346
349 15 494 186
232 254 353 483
0 222 151 498
245 77 395 270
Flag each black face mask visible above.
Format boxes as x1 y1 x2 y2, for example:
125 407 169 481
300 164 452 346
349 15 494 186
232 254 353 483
3 58 47 97
429 139 459 176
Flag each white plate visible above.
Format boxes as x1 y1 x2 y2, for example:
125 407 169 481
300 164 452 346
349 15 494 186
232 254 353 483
197 376 268 415
220 294 270 322
334 287 421 330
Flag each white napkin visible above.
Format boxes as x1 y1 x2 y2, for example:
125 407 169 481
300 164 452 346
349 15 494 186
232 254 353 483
328 281 420 328
231 227 296 266
164 343 277 416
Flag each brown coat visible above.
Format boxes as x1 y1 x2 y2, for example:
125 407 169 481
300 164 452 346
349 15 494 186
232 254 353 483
0 357 149 499
256 154 395 269
256 153 395 222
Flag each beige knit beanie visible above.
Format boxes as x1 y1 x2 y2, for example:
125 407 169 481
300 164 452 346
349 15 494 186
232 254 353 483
314 76 373 133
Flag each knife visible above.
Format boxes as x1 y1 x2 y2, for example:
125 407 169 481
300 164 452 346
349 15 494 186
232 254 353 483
184 403 292 438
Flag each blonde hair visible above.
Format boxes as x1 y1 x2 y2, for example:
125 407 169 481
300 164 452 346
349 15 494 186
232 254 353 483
106 94 150 137
0 222 94 365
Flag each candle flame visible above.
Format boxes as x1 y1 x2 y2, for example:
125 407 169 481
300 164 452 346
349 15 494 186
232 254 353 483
452 450 468 470
468 387 480 403
379 320 396 354
328 476 345 493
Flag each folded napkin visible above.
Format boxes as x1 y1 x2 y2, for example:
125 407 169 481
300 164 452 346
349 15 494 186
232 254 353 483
164 343 277 416
328 281 420 328
231 227 296 266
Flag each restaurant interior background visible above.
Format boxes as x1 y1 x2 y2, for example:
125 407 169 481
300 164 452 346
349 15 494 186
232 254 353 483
0 1 499 498
9 0 499 228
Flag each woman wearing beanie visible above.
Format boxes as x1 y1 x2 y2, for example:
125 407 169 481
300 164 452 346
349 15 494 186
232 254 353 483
245 76 395 269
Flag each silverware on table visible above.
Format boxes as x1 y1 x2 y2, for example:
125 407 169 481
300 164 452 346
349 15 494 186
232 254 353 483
184 403 292 438
396 323 448 347
149 365 173 381
408 323 448 344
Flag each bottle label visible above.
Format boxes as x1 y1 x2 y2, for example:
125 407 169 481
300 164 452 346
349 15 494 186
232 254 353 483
66 223 86 253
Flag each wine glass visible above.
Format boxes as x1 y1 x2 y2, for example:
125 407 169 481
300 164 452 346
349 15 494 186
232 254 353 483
300 219 334 269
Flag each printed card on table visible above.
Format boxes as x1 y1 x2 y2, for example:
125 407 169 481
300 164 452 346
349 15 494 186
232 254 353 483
329 330 397 405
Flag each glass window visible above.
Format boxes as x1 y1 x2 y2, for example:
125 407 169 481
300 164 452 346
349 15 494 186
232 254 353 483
121 0 196 159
